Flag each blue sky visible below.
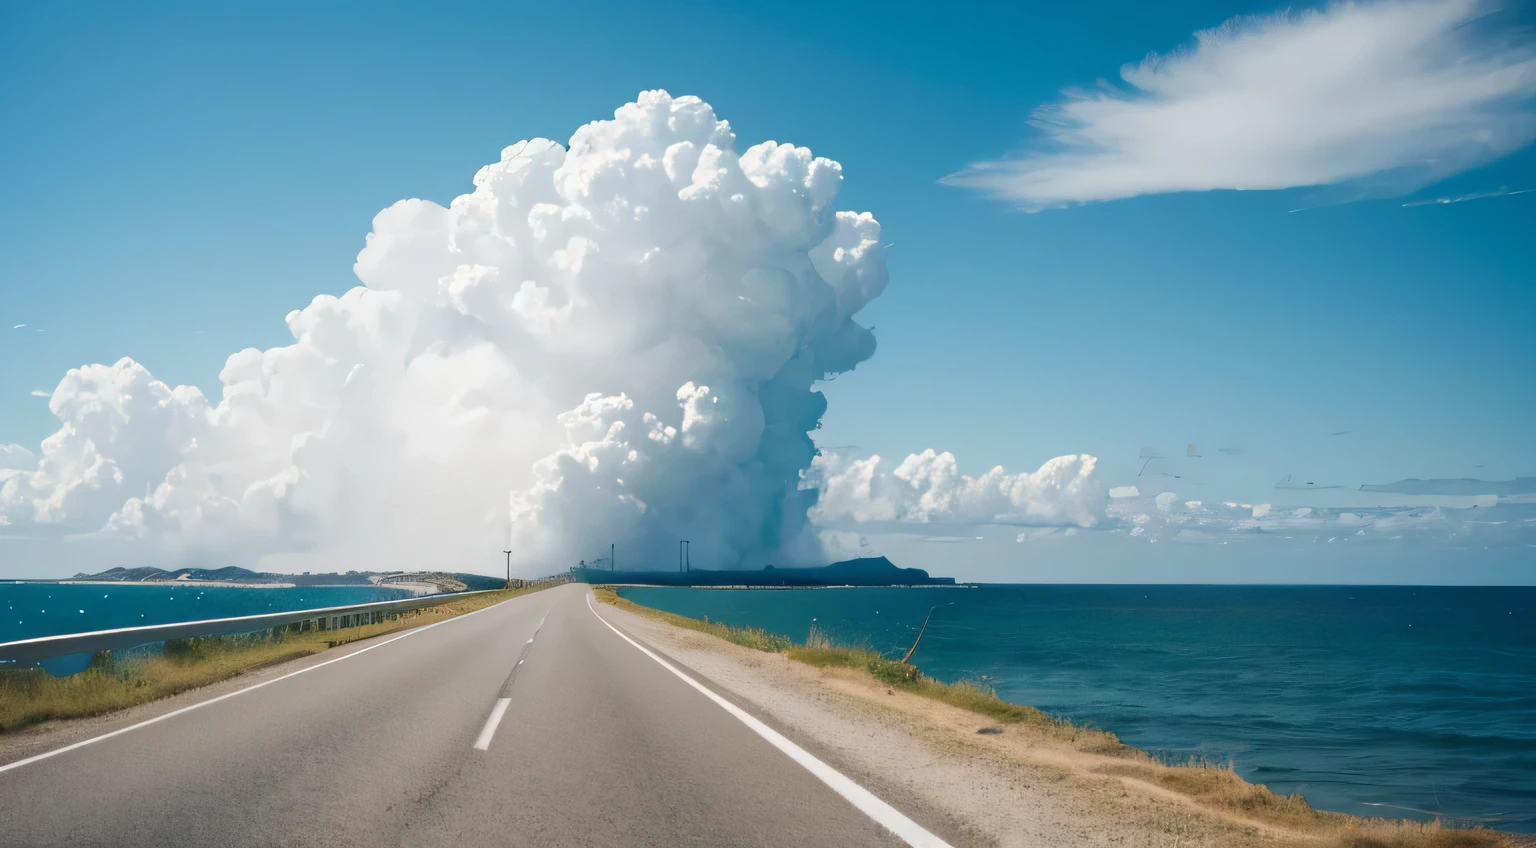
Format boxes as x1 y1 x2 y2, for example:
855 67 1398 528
2 0 1534 581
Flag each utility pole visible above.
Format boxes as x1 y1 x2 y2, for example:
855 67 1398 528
611 543 615 571
685 540 690 572
503 550 513 589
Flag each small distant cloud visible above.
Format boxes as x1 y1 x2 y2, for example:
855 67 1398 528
1401 188 1532 207
1361 477 1536 496
29 389 50 398
1016 527 1072 542
11 324 25 330
1276 475 1345 490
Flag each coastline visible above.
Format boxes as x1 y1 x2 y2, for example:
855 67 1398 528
58 580 299 589
595 588 1523 848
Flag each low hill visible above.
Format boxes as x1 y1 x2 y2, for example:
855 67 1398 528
70 566 281 584
569 556 956 587
68 566 503 593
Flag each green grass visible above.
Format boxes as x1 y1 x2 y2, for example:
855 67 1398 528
0 582 561 733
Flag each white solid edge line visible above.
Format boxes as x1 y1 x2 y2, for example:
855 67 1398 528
473 698 513 751
586 594 952 848
0 592 527 776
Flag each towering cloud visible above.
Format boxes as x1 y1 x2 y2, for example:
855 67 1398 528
0 92 887 574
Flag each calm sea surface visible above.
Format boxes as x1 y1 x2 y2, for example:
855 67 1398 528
0 582 410 644
619 584 1536 832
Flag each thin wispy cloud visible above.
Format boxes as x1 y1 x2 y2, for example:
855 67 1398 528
11 324 25 330
29 390 50 398
0 444 37 471
944 0 1536 210
1401 187 1533 206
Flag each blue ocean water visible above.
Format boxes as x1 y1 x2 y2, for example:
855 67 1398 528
619 584 1536 832
0 582 410 644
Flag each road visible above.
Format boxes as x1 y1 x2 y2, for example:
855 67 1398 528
0 584 950 847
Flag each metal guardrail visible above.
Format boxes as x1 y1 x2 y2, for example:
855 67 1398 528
0 589 506 665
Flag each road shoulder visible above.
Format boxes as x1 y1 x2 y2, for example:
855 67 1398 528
592 598 1315 848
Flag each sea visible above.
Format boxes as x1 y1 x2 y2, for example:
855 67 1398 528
618 584 1536 833
0 582 411 645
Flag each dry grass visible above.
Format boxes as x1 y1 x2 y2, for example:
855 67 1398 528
0 582 559 733
788 638 1094 734
594 586 1520 848
601 589 1130 752
1101 757 1512 848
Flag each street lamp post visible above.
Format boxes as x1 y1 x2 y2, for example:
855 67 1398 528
503 550 512 589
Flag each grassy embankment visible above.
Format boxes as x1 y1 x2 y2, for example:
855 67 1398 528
0 582 558 733
592 586 1517 848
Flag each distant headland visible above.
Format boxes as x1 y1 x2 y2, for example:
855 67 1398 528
567 556 956 588
61 566 506 594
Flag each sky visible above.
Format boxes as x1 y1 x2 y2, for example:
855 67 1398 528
1 0 1533 582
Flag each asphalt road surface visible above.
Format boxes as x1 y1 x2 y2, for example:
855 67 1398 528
0 584 950 847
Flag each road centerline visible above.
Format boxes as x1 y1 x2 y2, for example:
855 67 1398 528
475 608 553 754
473 699 513 751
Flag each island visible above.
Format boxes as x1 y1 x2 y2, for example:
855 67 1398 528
567 556 956 588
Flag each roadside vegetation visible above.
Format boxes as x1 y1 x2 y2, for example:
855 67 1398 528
0 582 559 733
592 586 795 652
594 586 1124 747
593 586 1518 848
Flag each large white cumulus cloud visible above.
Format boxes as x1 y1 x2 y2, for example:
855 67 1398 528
809 449 1104 528
0 91 888 574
